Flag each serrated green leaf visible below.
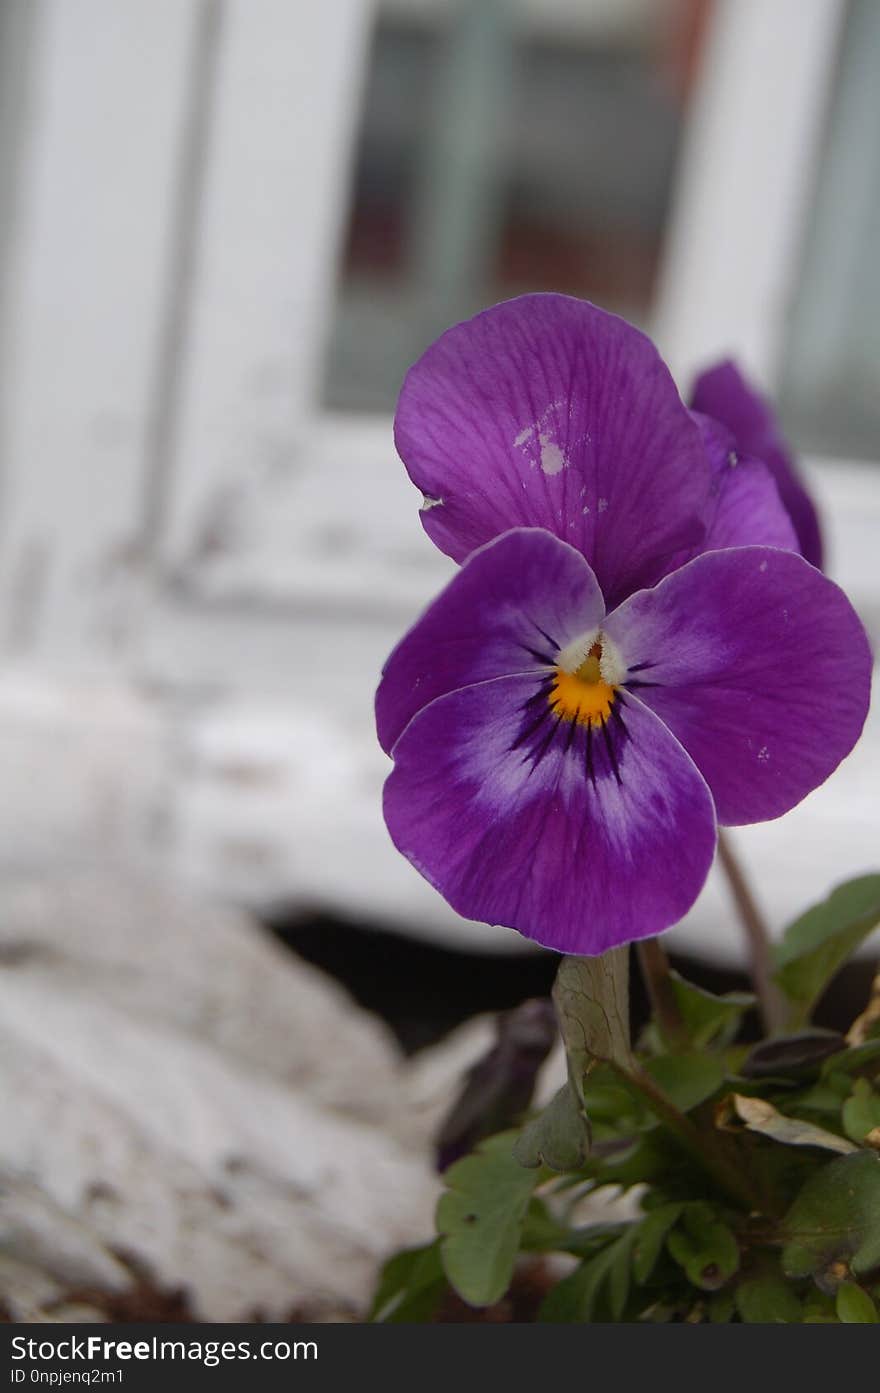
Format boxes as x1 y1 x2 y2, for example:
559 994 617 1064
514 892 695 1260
608 1230 636 1320
633 1203 685 1284
836 1281 878 1323
519 1197 569 1253
781 1151 880 1281
735 1272 803 1323
666 1203 739 1291
513 1084 590 1171
842 1078 880 1144
369 1242 446 1323
539 1227 638 1323
643 1052 726 1112
668 972 755 1050
436 1132 544 1307
774 875 880 1028
732 1093 857 1155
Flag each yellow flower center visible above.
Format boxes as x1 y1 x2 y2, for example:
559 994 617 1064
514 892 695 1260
550 641 616 726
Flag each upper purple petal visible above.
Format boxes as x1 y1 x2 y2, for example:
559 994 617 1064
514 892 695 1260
395 294 710 608
605 547 872 826
691 359 823 568
376 528 604 755
383 673 717 953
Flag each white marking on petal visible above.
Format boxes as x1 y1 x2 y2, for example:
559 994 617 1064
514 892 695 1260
598 632 627 686
539 437 565 475
420 493 444 512
513 402 568 474
556 628 601 675
597 497 608 513
555 628 628 686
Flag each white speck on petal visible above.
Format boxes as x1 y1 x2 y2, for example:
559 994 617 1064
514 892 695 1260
513 425 532 448
757 746 769 763
597 497 608 513
582 505 590 515
539 437 565 475
759 560 768 572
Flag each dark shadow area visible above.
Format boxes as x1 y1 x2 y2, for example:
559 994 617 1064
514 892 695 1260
264 909 877 1055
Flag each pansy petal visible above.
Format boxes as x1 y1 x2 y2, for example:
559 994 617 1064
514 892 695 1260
383 675 717 954
376 528 604 755
691 359 823 568
605 548 872 826
692 413 798 553
395 294 710 607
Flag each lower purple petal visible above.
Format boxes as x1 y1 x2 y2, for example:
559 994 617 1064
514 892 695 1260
605 547 872 826
383 675 717 954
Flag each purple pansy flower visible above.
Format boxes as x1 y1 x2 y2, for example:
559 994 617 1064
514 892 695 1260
691 358 824 570
377 296 871 955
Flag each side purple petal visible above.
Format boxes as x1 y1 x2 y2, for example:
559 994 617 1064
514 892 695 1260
383 675 717 954
376 528 604 755
691 359 823 568
690 413 799 553
395 293 710 608
605 547 872 826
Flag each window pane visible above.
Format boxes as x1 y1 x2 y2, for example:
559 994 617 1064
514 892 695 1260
324 0 701 411
781 0 880 461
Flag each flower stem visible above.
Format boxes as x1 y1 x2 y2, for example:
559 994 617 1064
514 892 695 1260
616 1062 759 1213
716 830 786 1036
553 949 761 1213
636 937 685 1046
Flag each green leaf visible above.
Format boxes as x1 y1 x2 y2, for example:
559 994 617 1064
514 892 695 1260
633 1202 685 1284
842 1078 880 1144
774 875 880 1028
735 1271 803 1323
823 1039 880 1078
802 1291 839 1323
369 1242 446 1323
513 1084 590 1172
668 972 755 1049
539 1227 638 1323
643 1052 726 1112
608 1227 637 1320
436 1132 545 1307
666 1203 740 1291
708 1290 736 1323
732 1093 858 1155
520 1198 570 1254
836 1281 878 1323
781 1151 880 1282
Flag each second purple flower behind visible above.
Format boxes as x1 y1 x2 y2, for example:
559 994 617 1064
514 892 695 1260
377 295 871 955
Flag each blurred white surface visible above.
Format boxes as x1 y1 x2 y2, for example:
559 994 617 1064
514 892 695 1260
0 0 876 965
